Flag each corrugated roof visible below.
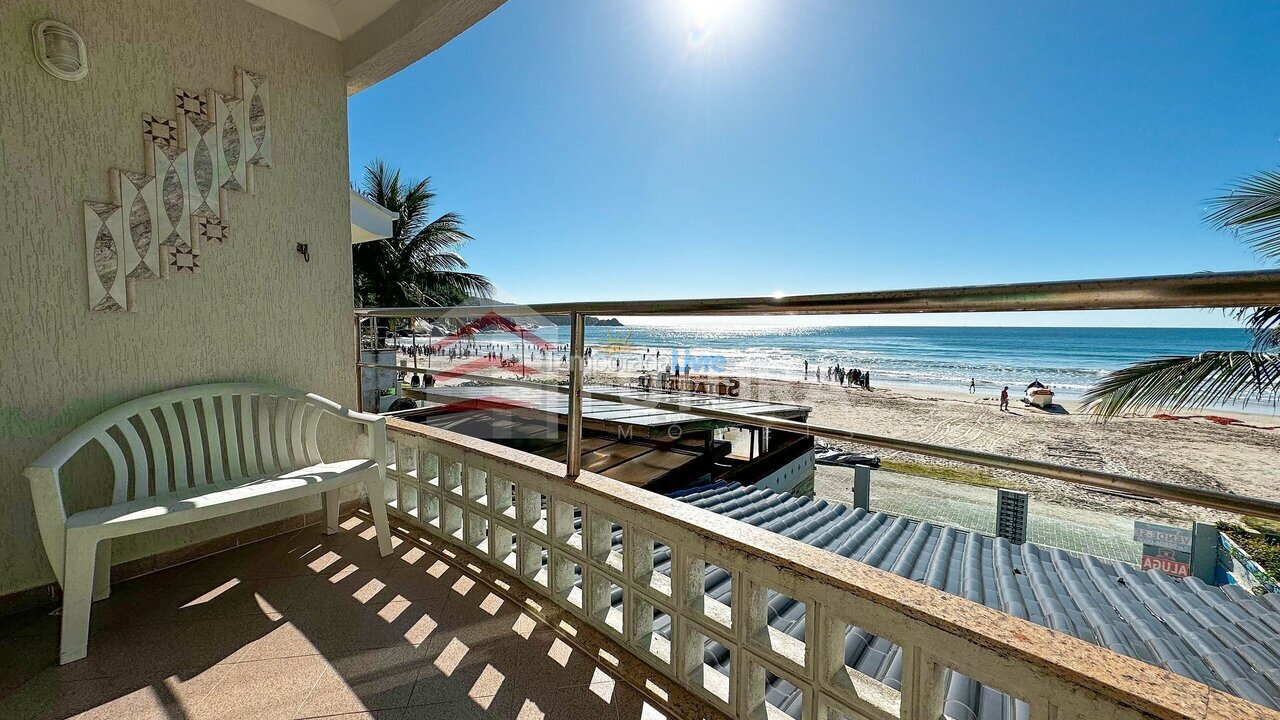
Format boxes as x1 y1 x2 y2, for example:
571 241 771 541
645 481 1280 719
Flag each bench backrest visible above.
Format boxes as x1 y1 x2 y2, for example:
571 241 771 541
37 383 335 504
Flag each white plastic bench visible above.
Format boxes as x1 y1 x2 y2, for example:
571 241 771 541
24 383 393 664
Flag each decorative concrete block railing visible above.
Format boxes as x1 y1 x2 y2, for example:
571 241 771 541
384 419 1269 720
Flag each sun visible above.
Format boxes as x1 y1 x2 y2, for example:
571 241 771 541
675 0 752 48
687 0 737 27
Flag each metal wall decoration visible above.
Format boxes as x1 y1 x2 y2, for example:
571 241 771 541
83 67 273 311
194 216 229 246
213 91 249 193
84 201 127 311
142 113 178 146
183 109 222 219
151 141 191 259
237 68 271 168
111 169 162 280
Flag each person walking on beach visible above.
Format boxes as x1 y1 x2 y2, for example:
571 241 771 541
969 378 976 394
804 359 809 378
1000 386 1009 411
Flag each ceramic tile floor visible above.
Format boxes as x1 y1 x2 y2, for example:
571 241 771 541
0 516 681 720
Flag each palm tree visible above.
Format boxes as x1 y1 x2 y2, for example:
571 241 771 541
1083 171 1280 416
353 160 493 312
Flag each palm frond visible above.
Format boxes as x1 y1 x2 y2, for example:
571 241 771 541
420 270 494 303
406 212 472 249
418 251 468 272
1081 351 1280 417
396 178 436 237
1235 306 1280 351
1205 170 1280 261
361 160 398 210
353 161 491 309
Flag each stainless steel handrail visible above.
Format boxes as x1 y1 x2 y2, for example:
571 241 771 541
355 269 1280 318
356 268 1280 520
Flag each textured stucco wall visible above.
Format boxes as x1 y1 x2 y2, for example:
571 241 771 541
0 0 357 596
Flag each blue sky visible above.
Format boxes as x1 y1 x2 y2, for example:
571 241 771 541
347 0 1280 327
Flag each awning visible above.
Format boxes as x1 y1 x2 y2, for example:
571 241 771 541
350 189 396 244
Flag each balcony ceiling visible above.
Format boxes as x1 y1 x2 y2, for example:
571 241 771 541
242 0 506 93
242 0 400 39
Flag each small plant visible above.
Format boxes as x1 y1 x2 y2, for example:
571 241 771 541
1218 521 1280 579
1242 515 1280 537
879 459 1024 491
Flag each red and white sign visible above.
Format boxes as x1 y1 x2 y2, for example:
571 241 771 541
1141 554 1190 578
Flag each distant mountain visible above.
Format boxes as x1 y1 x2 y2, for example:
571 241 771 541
461 297 622 327
549 316 623 327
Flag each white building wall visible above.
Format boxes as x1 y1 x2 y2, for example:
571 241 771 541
0 0 355 597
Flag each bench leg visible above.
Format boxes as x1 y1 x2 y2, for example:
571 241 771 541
93 538 111 601
60 535 99 664
323 489 341 535
366 472 394 557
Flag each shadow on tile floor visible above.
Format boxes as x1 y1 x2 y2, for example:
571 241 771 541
0 515 681 720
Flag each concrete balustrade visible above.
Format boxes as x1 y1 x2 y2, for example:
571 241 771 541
384 418 1273 720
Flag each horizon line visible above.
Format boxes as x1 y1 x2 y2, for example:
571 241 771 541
581 321 1248 330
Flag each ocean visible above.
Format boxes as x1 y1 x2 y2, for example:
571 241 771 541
574 325 1261 403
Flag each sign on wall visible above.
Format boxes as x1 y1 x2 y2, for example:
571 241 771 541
1140 547 1192 578
1133 521 1193 553
1134 521 1194 578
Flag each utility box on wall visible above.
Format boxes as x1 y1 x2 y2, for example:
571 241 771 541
997 489 1029 544
360 349 399 412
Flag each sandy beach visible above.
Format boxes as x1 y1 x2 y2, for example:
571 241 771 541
749 377 1278 524
392 349 1280 525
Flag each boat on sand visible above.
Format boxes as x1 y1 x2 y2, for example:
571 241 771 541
1025 379 1054 408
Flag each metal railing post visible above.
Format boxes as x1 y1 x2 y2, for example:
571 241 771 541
354 316 365 412
566 311 586 477
852 465 871 510
1190 521 1219 583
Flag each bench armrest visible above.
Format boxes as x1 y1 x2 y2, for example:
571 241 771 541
303 393 387 464
366 415 388 466
337 408 384 425
24 464 68 585
303 392 378 424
